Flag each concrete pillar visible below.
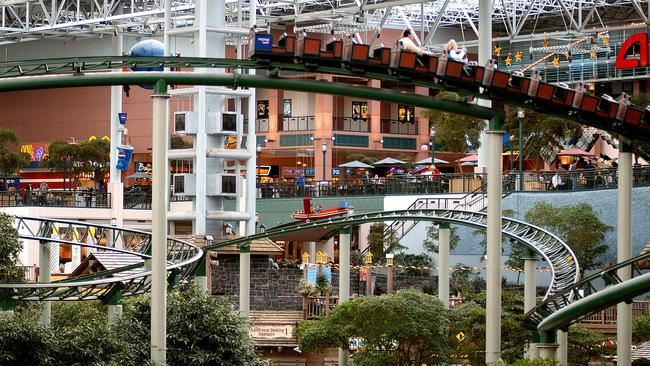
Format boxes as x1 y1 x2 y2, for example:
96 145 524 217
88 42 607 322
307 241 316 262
438 223 450 308
239 249 251 316
338 226 351 366
524 247 538 360
485 118 503 365
150 81 170 366
617 143 633 365
538 343 559 359
109 30 124 233
39 240 51 326
557 330 568 365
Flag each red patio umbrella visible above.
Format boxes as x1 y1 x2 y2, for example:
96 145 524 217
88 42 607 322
457 154 478 163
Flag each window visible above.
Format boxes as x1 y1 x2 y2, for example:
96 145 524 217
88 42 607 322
221 175 237 194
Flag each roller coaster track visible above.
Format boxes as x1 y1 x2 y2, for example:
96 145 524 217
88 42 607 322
0 216 203 302
0 56 646 144
526 251 650 336
203 208 579 302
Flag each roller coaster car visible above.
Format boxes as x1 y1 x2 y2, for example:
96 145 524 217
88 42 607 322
533 82 576 112
484 67 532 100
248 31 296 63
389 49 438 79
436 55 485 88
295 35 343 67
342 42 391 72
577 93 619 121
292 197 350 222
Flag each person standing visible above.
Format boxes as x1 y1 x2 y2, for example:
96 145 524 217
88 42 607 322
296 173 306 197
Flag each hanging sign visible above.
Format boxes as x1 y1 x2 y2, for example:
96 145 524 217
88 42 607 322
616 33 648 69
118 112 128 125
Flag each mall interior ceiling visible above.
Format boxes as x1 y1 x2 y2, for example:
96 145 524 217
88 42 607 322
0 0 646 51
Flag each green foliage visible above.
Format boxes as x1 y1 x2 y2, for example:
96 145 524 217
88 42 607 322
0 128 30 191
449 290 534 365
45 139 110 190
350 250 364 266
505 360 560 366
0 287 267 366
503 109 582 170
524 202 612 275
366 223 404 262
633 314 650 343
0 213 24 283
297 289 450 365
171 135 193 149
568 325 615 365
422 224 460 254
423 91 483 154
0 312 54 365
450 263 485 296
394 253 433 276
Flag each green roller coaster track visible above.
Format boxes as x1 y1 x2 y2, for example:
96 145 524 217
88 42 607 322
0 55 646 343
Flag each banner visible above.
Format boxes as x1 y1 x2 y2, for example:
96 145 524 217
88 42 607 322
116 145 134 171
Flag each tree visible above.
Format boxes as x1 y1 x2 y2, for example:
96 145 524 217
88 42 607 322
82 139 110 189
502 109 582 170
422 223 460 254
45 140 75 190
0 213 24 283
366 223 404 262
524 202 612 276
0 128 30 191
46 139 110 190
297 289 450 365
394 253 433 276
423 92 484 169
116 286 268 366
633 314 650 343
567 325 615 365
449 263 485 296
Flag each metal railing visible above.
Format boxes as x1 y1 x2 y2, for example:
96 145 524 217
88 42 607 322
333 116 370 132
259 166 650 199
380 119 419 135
0 190 110 208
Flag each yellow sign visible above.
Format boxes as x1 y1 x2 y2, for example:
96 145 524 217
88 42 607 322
316 251 328 264
514 51 523 62
505 55 512 66
456 331 466 342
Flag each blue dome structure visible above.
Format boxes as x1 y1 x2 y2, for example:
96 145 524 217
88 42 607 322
129 39 165 89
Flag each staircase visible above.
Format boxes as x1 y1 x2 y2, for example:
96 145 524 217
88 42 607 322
382 184 489 240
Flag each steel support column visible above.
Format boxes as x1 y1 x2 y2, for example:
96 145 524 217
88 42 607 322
524 246 538 359
486 117 503 365
477 0 493 170
150 80 170 366
338 226 351 366
438 223 450 308
617 142 633 365
109 31 124 236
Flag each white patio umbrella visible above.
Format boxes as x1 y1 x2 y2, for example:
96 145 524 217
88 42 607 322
338 160 374 169
372 157 406 166
415 157 449 165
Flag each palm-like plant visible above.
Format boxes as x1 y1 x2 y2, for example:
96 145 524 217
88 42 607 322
0 129 30 190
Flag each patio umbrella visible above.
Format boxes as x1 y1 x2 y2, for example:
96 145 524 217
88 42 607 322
338 160 373 169
127 172 152 179
457 154 478 163
556 148 596 158
373 157 406 166
415 157 449 165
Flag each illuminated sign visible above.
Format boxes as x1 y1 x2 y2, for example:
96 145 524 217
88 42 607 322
616 33 648 69
256 165 271 176
282 167 315 177
135 161 152 173
398 104 416 122
352 101 368 120
20 143 48 162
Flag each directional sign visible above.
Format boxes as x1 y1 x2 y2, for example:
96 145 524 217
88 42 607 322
456 331 466 342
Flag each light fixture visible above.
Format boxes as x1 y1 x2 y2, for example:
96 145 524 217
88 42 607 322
363 251 373 265
430 126 436 136
517 109 525 119
322 143 327 152
385 253 394 266
256 144 262 153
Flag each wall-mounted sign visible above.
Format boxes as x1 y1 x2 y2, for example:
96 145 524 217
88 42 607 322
282 167 315 177
256 165 271 176
250 325 294 340
616 33 648 69
352 101 368 120
20 143 48 162
398 104 416 123
135 161 152 173
257 100 269 119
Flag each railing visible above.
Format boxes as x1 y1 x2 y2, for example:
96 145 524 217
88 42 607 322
303 295 339 320
333 116 370 132
279 115 315 132
0 190 110 208
579 301 650 327
380 119 418 135
259 166 650 199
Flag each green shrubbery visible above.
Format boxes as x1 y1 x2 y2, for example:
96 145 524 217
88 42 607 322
0 286 268 366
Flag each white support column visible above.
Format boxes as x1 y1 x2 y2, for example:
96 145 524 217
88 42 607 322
307 241 316 263
338 227 351 366
477 0 492 170
524 247 538 360
109 25 124 234
617 143 633 366
38 240 51 326
150 82 170 366
438 224 450 308
486 119 503 365
239 0 257 318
